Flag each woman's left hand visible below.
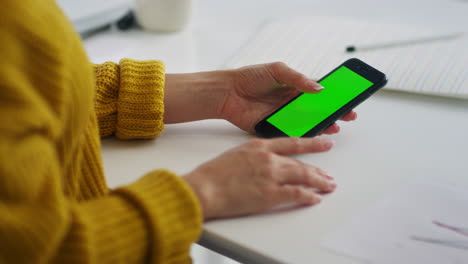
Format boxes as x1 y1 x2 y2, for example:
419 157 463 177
219 62 357 134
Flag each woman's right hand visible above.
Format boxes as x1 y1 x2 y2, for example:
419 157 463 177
183 137 337 220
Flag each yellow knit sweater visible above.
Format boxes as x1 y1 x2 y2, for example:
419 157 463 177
0 1 202 263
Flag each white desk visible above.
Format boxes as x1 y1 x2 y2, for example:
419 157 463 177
84 0 468 263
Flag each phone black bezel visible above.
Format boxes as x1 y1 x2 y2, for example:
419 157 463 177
254 58 388 138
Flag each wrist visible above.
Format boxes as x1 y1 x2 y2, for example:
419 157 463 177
164 70 234 123
183 173 215 220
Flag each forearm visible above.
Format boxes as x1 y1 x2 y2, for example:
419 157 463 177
164 70 233 124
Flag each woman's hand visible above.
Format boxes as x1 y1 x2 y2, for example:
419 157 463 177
219 62 357 134
164 62 356 133
183 137 336 220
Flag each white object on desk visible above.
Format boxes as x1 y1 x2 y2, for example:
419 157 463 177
321 176 468 263
134 0 192 32
224 16 468 99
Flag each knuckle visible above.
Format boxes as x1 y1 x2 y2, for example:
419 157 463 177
259 186 277 206
271 61 287 69
262 186 277 197
235 149 252 159
269 61 288 74
313 172 330 189
258 151 275 163
308 167 323 181
259 164 275 179
300 165 312 183
247 138 266 149
289 137 302 152
291 187 303 200
302 165 326 187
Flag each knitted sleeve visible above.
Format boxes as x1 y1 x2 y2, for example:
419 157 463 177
93 59 165 139
0 53 202 264
0 2 203 262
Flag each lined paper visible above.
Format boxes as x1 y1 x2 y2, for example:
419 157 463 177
224 17 468 99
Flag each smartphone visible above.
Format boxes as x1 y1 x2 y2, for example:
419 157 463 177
255 58 387 138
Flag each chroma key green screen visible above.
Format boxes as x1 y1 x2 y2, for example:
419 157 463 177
267 66 374 137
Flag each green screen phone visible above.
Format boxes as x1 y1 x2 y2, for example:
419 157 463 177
255 58 387 138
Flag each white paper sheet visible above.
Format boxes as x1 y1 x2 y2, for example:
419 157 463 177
320 177 468 264
224 16 468 99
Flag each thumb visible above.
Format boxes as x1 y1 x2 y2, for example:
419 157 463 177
267 61 324 93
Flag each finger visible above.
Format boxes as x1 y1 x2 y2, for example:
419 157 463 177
320 111 357 135
276 158 336 193
321 123 340 135
267 62 324 93
340 111 357 121
272 185 322 206
265 137 334 155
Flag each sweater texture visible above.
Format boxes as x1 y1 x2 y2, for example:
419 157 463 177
0 1 202 263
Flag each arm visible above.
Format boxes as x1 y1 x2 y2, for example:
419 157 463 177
0 5 202 261
0 72 202 263
95 61 356 136
161 62 357 134
163 71 231 123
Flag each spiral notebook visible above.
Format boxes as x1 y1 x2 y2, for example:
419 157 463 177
224 16 468 99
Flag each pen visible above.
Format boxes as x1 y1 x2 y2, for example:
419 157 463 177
345 32 464 53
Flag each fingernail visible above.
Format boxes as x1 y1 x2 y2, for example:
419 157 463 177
314 195 322 203
326 175 334 180
329 180 337 189
323 139 335 149
308 80 324 90
313 85 324 91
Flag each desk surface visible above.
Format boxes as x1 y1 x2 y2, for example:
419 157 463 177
84 0 468 263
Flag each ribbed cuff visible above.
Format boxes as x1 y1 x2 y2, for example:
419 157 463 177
115 170 203 264
54 196 149 263
93 62 120 137
116 59 165 139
